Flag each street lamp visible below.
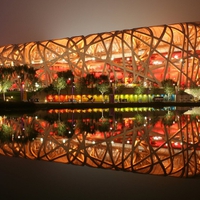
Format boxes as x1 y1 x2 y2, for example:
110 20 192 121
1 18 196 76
110 80 115 103
72 83 75 103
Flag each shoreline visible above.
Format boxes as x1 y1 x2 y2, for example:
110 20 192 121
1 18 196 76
0 101 200 112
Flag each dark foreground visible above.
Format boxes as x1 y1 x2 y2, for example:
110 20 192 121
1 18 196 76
0 155 199 200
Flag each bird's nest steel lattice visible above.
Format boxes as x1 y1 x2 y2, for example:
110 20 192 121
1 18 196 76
0 22 200 87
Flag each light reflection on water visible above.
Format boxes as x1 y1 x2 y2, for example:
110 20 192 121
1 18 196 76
0 106 200 178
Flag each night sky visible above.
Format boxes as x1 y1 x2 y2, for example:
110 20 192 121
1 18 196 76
0 0 200 46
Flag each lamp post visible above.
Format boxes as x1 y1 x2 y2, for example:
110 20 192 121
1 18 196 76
18 75 24 101
72 84 74 102
72 83 75 103
109 80 114 103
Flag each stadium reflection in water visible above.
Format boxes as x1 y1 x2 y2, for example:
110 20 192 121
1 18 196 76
0 106 200 178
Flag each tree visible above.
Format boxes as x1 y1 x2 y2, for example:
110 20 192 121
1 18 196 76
0 80 12 101
12 65 39 100
0 67 14 80
134 114 145 127
161 79 176 101
115 85 125 94
161 79 176 87
0 67 14 101
75 119 96 134
13 65 38 91
55 121 74 138
85 73 97 96
13 117 39 143
164 86 175 101
52 77 67 101
97 118 110 132
133 85 145 95
97 74 109 84
0 124 13 142
58 70 74 84
162 111 175 126
97 82 110 102
75 77 87 102
43 84 55 95
56 122 67 136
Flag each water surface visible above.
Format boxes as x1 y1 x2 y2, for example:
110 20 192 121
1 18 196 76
0 106 200 178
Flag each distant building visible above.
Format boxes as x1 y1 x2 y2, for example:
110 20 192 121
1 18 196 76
0 22 200 88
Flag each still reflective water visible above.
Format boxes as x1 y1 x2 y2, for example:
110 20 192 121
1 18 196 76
0 106 200 178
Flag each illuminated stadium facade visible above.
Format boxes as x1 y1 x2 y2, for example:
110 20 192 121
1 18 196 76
0 22 200 88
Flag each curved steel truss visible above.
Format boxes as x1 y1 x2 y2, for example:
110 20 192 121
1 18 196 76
0 22 200 86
